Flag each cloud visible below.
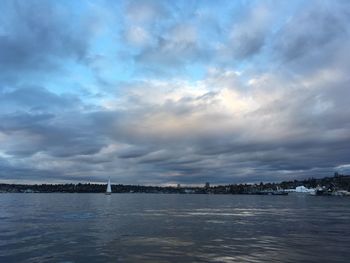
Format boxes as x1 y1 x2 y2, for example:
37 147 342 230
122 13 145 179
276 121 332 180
3 63 350 183
0 86 106 158
134 23 203 74
273 1 350 72
1 0 350 184
125 0 169 24
0 111 106 157
222 3 272 60
0 86 81 113
0 0 93 80
81 66 349 183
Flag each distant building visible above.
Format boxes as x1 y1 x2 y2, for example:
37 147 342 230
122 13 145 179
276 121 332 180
205 182 210 188
177 184 181 189
295 186 315 193
284 185 315 194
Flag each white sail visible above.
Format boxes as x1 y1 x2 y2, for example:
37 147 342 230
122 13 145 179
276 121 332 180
106 178 112 194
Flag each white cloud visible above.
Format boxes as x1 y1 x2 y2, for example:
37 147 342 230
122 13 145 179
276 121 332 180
125 26 151 46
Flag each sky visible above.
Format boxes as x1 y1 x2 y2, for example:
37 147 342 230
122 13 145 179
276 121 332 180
0 0 350 185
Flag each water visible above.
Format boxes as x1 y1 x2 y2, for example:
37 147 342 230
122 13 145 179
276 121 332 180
0 194 349 262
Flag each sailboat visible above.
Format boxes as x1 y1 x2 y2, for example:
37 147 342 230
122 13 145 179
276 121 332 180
106 178 112 195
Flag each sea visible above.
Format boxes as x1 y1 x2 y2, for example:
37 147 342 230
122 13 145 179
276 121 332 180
0 193 349 262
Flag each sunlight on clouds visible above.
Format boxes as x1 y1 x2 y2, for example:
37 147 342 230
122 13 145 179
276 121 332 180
99 68 261 138
217 88 258 114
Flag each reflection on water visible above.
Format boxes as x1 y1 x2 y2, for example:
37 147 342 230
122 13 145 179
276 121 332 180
0 194 350 262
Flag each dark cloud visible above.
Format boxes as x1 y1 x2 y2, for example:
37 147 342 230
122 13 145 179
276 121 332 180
0 88 106 158
227 3 272 60
0 86 81 113
0 113 104 157
0 164 62 182
0 0 91 78
273 1 350 71
118 146 154 159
